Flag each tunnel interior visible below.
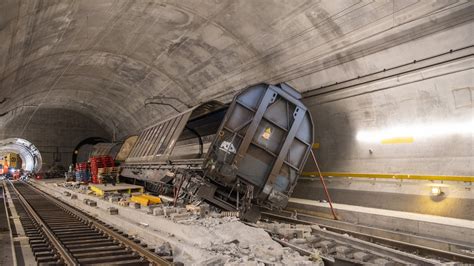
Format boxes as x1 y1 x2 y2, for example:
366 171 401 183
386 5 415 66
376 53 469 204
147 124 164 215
0 0 470 214
0 1 472 264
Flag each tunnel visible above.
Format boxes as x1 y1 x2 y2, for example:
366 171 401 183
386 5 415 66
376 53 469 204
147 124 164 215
0 1 472 265
0 138 42 173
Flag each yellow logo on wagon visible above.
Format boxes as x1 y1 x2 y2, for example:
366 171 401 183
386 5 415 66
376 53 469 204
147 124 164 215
262 127 272 140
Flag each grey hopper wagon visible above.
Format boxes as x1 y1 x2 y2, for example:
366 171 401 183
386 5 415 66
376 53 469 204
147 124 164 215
88 136 138 162
121 83 314 221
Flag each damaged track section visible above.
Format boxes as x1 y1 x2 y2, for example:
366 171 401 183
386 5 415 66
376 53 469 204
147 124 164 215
259 213 474 265
6 181 171 265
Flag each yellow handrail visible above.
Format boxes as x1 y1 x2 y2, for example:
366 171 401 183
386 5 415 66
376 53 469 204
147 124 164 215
301 172 474 182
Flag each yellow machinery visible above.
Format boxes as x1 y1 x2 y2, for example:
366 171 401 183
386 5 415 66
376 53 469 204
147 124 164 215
89 183 144 197
130 194 162 206
0 153 21 171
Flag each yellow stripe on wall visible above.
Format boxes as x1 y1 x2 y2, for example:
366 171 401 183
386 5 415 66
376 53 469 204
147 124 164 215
301 172 474 182
381 137 414 144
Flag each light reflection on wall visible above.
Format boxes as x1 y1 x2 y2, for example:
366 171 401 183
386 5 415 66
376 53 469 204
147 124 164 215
356 121 474 143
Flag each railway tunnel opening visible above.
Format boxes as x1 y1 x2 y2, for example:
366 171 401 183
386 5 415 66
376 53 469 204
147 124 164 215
72 137 110 165
0 138 42 173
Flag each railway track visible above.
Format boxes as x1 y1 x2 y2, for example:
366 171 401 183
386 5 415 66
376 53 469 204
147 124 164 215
260 212 474 265
6 181 171 265
6 179 472 265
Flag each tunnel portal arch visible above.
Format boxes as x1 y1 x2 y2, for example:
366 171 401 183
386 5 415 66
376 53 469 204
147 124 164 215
0 138 42 172
71 137 109 165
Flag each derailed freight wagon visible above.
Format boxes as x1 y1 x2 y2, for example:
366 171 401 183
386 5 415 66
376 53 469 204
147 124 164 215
88 136 139 162
121 83 313 220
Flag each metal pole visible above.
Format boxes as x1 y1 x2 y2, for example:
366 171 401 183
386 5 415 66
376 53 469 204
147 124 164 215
310 150 338 220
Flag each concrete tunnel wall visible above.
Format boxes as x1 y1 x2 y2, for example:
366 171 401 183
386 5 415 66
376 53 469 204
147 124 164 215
2 0 472 139
301 21 474 176
291 20 473 219
293 63 474 219
307 69 473 176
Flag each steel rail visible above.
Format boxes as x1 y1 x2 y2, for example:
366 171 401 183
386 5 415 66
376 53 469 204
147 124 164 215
273 208 474 260
24 181 171 266
9 180 77 265
281 207 474 256
262 211 474 264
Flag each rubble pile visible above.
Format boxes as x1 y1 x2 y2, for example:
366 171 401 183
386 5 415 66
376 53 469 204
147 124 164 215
179 217 322 265
49 181 323 265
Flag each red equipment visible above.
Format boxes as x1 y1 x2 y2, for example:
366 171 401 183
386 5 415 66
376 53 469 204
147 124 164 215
90 156 115 184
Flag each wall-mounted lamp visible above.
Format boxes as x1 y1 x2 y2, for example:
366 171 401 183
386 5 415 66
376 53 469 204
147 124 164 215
431 186 442 196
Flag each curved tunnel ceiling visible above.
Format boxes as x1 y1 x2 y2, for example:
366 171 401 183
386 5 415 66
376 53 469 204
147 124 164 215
1 1 472 137
0 138 42 172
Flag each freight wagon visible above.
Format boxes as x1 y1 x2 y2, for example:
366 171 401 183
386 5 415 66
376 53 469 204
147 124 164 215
96 83 313 221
